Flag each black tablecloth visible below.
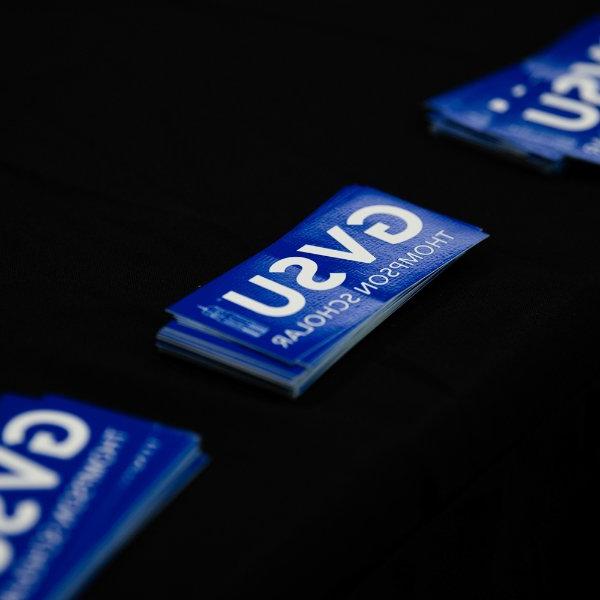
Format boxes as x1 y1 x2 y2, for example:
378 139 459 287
1 5 599 598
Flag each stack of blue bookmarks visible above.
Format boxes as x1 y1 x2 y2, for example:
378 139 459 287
158 185 488 397
0 393 208 600
427 16 600 172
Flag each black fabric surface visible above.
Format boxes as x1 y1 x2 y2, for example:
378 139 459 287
1 5 599 598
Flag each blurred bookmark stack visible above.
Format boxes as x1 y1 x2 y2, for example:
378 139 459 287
0 393 208 600
427 16 600 172
157 185 488 397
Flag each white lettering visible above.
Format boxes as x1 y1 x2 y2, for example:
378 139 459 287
2 410 90 460
223 275 306 317
298 225 375 264
347 204 423 244
269 257 346 290
523 93 600 132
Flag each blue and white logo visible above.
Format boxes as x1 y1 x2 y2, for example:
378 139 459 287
159 186 488 396
428 18 600 168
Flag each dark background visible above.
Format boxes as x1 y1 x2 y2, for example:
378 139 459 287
1 4 599 598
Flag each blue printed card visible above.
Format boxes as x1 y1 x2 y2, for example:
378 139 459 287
158 186 488 396
0 394 208 600
427 16 600 171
